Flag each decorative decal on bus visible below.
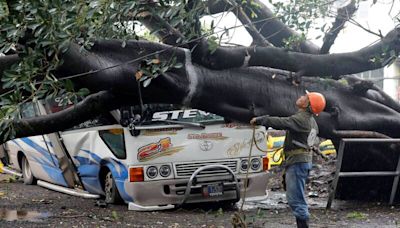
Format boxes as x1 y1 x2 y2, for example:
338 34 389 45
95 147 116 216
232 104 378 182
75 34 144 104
142 128 182 136
222 123 258 129
187 132 227 140
137 137 184 162
225 132 265 157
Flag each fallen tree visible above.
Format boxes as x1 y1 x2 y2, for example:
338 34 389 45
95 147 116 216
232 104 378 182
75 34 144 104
1 0 399 202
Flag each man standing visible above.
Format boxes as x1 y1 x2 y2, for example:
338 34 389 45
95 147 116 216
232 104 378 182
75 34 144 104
250 91 326 228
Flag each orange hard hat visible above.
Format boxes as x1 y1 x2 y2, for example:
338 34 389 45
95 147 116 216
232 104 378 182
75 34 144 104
306 91 326 115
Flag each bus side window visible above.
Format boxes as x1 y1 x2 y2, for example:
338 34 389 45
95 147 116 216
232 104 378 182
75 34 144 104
20 103 39 118
99 129 126 159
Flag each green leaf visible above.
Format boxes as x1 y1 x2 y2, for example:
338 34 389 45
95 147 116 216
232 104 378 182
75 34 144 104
346 211 367 219
58 39 71 53
28 23 42 31
0 43 13 54
174 62 183 69
0 1 9 19
142 78 152 87
250 11 257 18
207 37 218 54
77 88 90 97
40 41 53 47
160 66 169 73
64 79 74 91
112 211 119 220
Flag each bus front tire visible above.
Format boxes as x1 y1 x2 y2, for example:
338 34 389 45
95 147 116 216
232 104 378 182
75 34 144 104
104 171 122 204
21 156 37 185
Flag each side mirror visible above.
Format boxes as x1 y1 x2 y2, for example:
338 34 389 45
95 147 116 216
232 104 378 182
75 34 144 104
129 129 141 137
127 114 142 137
120 110 130 127
120 107 141 127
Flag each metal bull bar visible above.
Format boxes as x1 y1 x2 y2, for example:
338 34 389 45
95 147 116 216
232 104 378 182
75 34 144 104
327 138 400 209
180 164 241 205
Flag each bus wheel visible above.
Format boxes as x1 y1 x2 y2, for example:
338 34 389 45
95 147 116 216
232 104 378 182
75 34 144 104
21 156 37 185
104 171 122 204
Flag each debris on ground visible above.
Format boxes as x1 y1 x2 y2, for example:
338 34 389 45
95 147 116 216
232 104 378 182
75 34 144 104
95 200 108 208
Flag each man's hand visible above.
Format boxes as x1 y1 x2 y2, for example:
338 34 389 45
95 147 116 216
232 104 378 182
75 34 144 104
250 117 257 125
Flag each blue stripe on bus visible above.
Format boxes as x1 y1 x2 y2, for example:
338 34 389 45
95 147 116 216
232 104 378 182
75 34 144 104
105 159 132 202
75 150 132 202
74 156 93 167
28 155 68 187
20 138 55 166
16 138 67 186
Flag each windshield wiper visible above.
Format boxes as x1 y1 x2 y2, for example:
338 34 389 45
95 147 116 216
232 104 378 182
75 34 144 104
157 120 205 129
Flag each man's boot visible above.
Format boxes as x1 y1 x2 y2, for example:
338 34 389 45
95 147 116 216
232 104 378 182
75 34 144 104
296 218 309 228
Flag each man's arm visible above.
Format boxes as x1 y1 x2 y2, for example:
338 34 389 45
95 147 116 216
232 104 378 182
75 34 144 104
251 113 306 131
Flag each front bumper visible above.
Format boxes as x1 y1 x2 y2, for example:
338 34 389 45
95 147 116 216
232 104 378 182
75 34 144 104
125 171 268 210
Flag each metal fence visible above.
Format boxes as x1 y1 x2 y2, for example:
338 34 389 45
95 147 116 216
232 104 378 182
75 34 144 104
326 138 400 209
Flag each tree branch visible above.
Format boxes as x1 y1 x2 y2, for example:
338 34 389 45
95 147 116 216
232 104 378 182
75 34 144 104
333 130 390 138
192 27 400 77
320 1 357 54
137 11 186 46
1 91 122 143
347 18 383 38
207 0 320 53
233 2 271 46
342 75 400 114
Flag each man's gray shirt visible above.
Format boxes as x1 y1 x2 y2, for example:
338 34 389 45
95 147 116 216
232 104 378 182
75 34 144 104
255 110 317 166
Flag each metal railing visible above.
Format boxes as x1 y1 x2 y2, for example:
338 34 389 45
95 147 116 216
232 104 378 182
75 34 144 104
326 138 400 209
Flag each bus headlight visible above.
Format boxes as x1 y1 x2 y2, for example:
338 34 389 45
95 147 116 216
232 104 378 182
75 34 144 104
159 165 171 177
146 166 158 179
251 158 261 170
240 159 249 171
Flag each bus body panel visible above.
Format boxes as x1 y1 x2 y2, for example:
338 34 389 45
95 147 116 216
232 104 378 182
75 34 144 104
6 136 68 187
125 124 267 164
4 107 270 208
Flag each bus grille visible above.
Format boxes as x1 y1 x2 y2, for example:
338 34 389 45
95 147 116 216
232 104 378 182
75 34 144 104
174 160 238 178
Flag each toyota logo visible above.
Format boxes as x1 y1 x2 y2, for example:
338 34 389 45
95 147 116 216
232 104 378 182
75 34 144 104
199 140 213 151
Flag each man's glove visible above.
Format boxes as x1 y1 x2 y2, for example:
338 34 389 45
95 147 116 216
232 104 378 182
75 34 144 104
250 117 257 125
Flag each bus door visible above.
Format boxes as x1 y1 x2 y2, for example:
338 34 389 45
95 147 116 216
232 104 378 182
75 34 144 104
36 101 81 188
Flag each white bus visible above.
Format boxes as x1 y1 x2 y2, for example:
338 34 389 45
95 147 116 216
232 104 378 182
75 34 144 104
2 100 270 211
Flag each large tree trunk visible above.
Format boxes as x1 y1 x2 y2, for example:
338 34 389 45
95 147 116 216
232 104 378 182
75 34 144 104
2 40 399 140
2 39 400 202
